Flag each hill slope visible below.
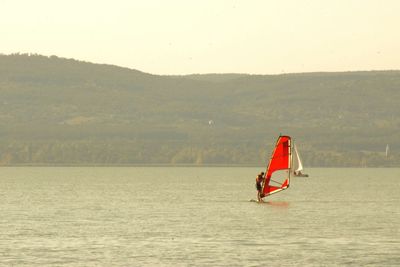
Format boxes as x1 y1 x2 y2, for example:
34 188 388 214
0 53 399 166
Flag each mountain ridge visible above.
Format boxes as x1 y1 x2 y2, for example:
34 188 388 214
0 53 399 166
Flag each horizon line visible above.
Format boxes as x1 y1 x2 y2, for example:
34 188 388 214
2 52 400 77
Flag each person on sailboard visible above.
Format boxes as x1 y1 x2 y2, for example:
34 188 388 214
255 172 265 202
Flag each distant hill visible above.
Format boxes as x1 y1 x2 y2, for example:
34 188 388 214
177 73 250 82
0 53 399 166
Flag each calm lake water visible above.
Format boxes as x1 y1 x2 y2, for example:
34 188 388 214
0 167 399 266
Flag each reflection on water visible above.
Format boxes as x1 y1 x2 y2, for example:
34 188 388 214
264 201 290 208
0 167 399 266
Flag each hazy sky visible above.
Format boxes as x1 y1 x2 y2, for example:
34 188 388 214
2 0 400 74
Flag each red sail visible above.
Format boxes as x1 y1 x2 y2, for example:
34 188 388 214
262 135 291 196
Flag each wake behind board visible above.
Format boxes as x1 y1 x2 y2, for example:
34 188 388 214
249 199 289 207
249 199 268 203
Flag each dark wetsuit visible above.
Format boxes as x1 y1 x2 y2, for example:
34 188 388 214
255 175 263 191
255 174 265 201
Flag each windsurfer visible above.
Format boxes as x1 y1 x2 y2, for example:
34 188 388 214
255 172 265 202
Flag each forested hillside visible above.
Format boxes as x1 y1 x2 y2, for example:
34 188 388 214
1 53 399 166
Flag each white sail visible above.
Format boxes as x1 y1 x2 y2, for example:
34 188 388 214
294 144 304 173
386 144 389 157
292 142 308 177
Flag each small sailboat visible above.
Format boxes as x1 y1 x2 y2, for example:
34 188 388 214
292 143 309 177
261 135 292 198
